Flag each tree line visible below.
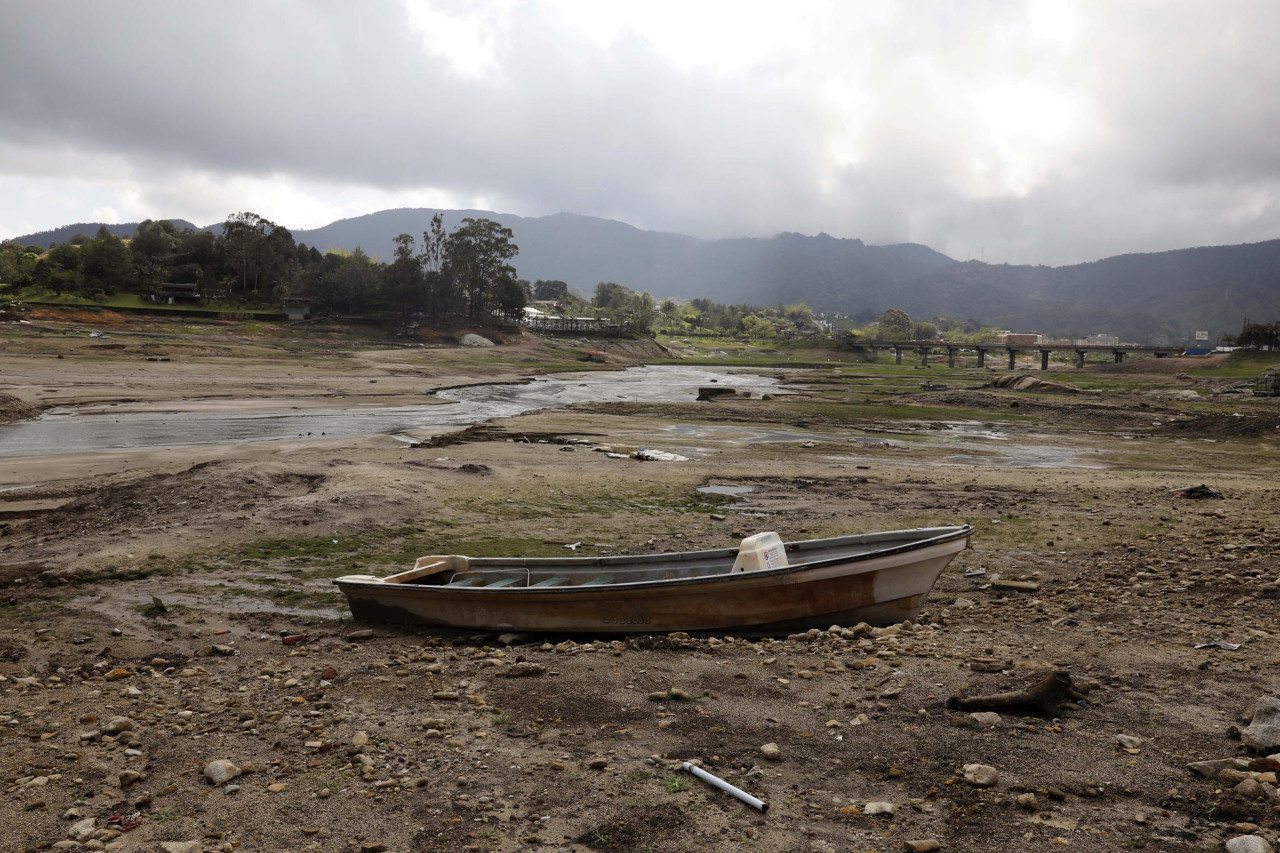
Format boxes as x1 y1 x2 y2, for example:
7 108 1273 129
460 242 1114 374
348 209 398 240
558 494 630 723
1226 320 1280 349
531 287 821 338
1 217 1014 343
851 308 1005 343
0 213 530 324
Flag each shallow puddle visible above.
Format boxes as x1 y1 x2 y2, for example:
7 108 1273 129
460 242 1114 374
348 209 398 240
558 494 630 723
0 366 780 458
651 421 1108 469
696 484 756 496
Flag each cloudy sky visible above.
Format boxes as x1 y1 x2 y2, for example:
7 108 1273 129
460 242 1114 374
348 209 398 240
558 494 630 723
2 0 1278 265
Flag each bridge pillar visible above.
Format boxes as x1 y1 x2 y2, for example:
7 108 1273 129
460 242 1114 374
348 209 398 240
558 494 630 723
894 347 902 365
977 348 986 368
1114 350 1125 363
1008 349 1017 370
1040 349 1050 371
920 347 929 367
947 346 957 368
1075 349 1085 368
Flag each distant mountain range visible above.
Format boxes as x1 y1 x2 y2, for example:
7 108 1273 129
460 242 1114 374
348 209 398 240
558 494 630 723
12 209 1279 342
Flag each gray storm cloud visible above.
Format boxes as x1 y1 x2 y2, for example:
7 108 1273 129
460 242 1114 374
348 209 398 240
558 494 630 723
2 1 1279 264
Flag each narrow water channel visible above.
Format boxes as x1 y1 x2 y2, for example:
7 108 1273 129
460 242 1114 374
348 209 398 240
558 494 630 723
0 366 779 458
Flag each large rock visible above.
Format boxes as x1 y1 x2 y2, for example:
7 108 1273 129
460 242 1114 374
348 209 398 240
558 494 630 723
963 763 999 787
968 712 1003 729
154 843 203 853
1188 758 1249 778
67 818 96 841
696 386 737 401
1242 697 1280 752
992 374 1080 393
459 334 494 347
103 716 134 735
1225 836 1273 853
203 759 242 785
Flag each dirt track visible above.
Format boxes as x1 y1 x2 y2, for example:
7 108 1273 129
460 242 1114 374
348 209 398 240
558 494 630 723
2 316 1279 853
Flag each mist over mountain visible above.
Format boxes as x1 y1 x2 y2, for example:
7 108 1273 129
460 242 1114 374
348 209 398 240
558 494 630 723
12 209 1279 342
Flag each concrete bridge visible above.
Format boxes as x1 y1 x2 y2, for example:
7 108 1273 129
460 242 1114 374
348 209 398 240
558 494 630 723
850 340 1187 370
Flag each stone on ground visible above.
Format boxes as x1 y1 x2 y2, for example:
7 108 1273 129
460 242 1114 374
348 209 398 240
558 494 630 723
1225 836 1273 853
203 759 242 785
963 763 999 787
1242 697 1280 752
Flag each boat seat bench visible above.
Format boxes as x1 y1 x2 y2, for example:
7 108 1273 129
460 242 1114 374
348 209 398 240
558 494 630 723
580 576 614 586
531 577 569 587
483 577 521 588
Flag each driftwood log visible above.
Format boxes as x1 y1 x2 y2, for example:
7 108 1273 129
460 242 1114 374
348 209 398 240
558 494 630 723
947 671 1092 716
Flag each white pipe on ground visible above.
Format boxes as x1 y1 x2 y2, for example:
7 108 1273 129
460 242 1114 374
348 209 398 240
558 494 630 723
681 761 768 812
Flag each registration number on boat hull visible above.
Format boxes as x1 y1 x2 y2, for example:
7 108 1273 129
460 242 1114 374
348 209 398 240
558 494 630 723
597 602 652 626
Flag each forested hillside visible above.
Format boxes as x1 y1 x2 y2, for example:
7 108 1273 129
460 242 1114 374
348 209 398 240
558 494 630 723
15 220 200 247
289 211 1280 340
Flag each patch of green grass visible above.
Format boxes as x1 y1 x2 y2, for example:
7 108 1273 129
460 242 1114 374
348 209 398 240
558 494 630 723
308 773 344 792
432 535 573 558
19 288 283 315
964 516 1044 550
264 586 339 606
233 528 421 562
661 776 693 793
67 561 182 584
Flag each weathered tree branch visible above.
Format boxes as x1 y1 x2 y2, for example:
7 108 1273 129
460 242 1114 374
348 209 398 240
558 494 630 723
947 671 1092 715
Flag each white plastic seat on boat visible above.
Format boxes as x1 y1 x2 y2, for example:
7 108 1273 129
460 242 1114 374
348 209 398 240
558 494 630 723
447 575 483 587
531 577 569 587
580 576 614 586
731 532 787 572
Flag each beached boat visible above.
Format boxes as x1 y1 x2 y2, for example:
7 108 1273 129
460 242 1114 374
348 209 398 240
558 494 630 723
334 525 972 635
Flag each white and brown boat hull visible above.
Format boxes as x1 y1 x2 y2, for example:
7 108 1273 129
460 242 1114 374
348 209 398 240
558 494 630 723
335 526 972 635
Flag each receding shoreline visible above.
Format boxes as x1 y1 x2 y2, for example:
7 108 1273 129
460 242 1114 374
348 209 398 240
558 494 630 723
2 313 1279 852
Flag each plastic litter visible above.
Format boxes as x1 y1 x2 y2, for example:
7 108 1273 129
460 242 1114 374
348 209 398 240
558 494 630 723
632 449 689 462
106 813 143 832
681 761 768 812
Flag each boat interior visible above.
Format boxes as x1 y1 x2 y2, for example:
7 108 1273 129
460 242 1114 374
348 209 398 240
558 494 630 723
355 526 969 591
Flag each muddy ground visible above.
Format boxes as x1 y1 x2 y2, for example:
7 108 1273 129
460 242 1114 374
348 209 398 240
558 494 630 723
2 314 1279 853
